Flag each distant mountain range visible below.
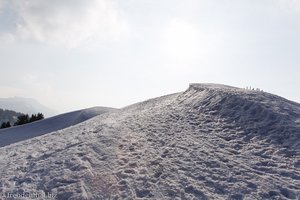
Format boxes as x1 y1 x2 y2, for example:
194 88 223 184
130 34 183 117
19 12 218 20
0 97 58 117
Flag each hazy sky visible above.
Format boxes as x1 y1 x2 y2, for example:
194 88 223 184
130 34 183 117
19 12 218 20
0 0 300 113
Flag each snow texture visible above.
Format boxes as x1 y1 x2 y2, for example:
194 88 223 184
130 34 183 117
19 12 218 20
0 107 114 147
0 83 299 200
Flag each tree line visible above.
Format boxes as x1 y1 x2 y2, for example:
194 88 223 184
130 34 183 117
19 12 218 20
0 113 44 129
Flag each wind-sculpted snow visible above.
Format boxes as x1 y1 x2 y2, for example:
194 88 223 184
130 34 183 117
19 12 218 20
0 107 114 147
0 84 299 199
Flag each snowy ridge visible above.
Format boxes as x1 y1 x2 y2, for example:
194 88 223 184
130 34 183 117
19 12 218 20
0 84 299 199
188 83 300 152
189 83 239 91
0 107 115 147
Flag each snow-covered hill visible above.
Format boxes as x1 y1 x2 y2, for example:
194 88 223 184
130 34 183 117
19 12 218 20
0 107 114 147
0 84 299 199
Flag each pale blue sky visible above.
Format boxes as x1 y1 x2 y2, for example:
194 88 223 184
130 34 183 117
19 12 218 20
0 0 300 113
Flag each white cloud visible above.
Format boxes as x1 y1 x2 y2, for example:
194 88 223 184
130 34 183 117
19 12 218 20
0 0 127 47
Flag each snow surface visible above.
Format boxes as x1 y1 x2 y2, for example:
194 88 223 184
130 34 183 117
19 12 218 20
0 84 300 199
0 107 114 147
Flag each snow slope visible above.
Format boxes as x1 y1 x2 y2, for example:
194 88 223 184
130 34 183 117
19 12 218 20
0 84 300 199
0 107 114 147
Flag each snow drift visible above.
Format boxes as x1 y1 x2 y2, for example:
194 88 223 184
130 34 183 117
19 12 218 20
0 107 114 147
0 84 299 199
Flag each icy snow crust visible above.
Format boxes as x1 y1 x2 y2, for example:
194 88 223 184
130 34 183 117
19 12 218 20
0 107 114 147
0 84 300 199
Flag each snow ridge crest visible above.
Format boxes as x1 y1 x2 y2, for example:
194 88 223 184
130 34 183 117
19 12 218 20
188 83 239 92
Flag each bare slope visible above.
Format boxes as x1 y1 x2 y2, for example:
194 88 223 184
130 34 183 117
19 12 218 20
0 107 114 147
0 84 299 199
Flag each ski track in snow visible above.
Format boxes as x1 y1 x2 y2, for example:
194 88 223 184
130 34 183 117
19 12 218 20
0 84 300 200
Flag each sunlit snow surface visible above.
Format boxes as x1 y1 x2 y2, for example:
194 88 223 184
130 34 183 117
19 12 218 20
0 107 114 147
0 84 299 199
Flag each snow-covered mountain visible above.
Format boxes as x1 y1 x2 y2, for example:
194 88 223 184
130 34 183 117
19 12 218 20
0 84 299 199
0 97 58 117
0 107 114 147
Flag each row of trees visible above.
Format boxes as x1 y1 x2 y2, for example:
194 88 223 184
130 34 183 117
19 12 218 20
0 113 44 129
